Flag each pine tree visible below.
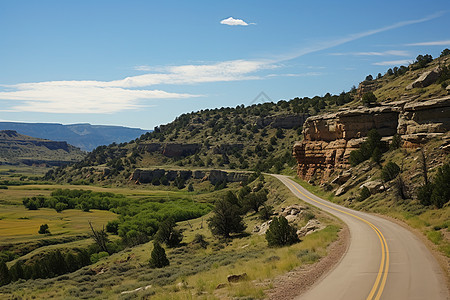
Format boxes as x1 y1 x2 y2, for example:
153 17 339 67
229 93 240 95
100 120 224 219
208 199 246 238
0 260 10 286
149 242 169 268
265 216 299 247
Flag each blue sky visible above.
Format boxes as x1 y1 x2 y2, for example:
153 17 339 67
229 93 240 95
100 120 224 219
0 0 449 129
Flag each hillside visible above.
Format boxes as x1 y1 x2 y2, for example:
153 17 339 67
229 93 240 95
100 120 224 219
0 122 149 151
46 50 450 189
0 130 85 166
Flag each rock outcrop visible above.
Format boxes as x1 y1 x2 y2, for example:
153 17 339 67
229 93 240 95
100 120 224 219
293 96 450 182
0 130 85 166
137 142 201 158
406 67 441 90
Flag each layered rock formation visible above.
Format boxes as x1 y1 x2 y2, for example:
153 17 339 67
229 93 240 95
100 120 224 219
293 96 450 182
137 142 201 158
0 130 85 166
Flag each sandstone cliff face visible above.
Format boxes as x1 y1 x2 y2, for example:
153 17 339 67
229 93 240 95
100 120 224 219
293 96 450 182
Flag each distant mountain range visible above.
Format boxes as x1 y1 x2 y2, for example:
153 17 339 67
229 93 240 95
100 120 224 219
0 122 150 151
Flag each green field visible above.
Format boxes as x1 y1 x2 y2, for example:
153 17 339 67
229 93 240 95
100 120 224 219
0 174 343 299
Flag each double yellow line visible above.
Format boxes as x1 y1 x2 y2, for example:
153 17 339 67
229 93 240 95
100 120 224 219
285 179 389 300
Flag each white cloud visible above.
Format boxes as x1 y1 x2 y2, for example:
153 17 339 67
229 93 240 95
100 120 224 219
372 59 413 66
406 39 450 46
220 17 250 26
330 50 410 56
0 59 273 114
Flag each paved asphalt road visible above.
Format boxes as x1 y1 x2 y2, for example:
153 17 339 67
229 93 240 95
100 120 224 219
273 175 449 300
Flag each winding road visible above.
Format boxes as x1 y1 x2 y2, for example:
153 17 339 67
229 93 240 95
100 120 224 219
273 175 449 300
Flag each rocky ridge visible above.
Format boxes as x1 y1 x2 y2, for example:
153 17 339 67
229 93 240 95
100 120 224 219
0 130 85 166
293 95 450 183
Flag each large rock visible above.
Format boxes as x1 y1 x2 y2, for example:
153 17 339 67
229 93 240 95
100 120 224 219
297 219 325 237
360 180 384 194
406 67 441 89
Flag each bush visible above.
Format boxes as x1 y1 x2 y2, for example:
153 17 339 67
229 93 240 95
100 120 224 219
381 162 400 182
417 163 450 208
154 219 183 248
265 216 299 247
90 251 109 264
349 129 383 166
106 220 119 235
358 187 371 201
38 224 50 234
390 134 401 150
55 202 68 212
149 242 169 268
362 92 377 106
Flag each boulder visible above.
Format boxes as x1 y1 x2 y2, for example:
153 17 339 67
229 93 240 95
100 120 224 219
360 180 384 194
406 67 441 89
297 219 325 237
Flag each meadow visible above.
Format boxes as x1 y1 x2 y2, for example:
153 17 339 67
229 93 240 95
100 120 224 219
0 173 342 299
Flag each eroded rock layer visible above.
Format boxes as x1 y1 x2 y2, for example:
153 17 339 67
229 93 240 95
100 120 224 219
293 96 450 182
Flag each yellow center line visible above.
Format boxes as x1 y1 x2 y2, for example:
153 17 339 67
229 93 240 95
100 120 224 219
283 178 389 300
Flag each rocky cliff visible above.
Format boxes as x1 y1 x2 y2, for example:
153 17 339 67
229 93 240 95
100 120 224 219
0 130 85 166
293 95 450 182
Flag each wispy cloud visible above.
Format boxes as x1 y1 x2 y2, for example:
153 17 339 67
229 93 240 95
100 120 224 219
279 12 444 61
372 59 413 66
0 59 272 114
406 39 450 46
220 17 252 26
330 50 410 56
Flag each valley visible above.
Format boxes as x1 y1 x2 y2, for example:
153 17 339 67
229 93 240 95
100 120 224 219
0 51 449 299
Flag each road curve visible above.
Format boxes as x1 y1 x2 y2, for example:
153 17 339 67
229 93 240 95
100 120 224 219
273 174 449 300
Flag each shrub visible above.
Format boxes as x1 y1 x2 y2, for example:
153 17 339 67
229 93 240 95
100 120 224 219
381 162 401 182
265 216 299 247
154 219 183 248
90 251 109 264
349 129 383 166
259 205 274 221
358 186 371 201
362 92 377 106
417 163 450 208
390 134 401 150
55 202 68 212
38 224 50 234
106 220 119 235
192 234 208 249
149 242 169 268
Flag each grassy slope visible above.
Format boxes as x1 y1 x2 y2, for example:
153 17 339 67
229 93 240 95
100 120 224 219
0 176 343 299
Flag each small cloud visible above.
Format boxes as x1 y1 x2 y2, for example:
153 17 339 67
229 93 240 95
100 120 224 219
134 65 153 71
373 59 413 66
406 40 450 46
330 50 410 57
220 17 250 26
